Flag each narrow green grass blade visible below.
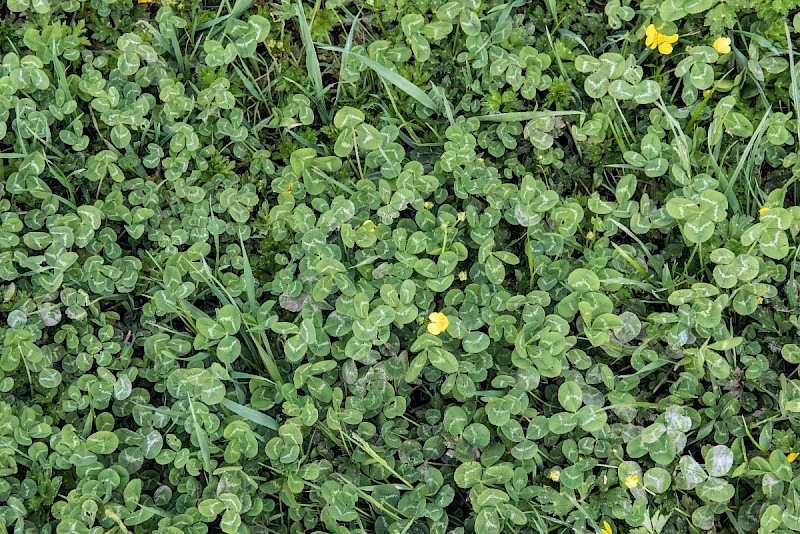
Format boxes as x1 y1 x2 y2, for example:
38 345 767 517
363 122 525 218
221 398 279 430
558 28 591 53
297 1 324 98
197 0 254 32
233 64 263 103
471 110 583 122
228 0 255 20
432 84 455 125
188 395 213 473
724 109 770 203
607 217 659 271
239 233 258 314
322 46 439 112
786 22 800 145
335 9 361 104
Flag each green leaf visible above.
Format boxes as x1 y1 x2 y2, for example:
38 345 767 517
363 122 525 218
558 381 583 412
696 477 735 503
444 406 469 434
86 431 119 454
463 331 490 353
217 335 241 364
454 461 483 488
427 347 459 373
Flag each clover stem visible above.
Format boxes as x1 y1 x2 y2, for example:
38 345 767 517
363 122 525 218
685 243 698 274
526 226 535 290
699 241 705 272
352 130 364 180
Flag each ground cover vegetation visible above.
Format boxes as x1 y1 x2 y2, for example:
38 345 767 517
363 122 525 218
1 0 800 532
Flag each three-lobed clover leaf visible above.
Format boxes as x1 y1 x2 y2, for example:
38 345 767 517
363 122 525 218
741 207 794 259
710 248 759 288
666 190 729 244
675 46 719 90
400 14 453 62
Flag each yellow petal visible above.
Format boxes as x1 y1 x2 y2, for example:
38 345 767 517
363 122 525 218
665 33 679 44
658 42 674 54
645 25 656 47
427 312 449 335
713 36 731 54
789 451 799 463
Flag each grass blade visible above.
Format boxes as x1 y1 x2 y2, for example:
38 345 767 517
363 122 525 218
786 22 800 146
239 232 258 314
724 109 770 206
335 9 361 105
471 110 583 122
432 84 455 125
221 398 279 430
322 46 439 112
188 395 213 473
297 1 324 99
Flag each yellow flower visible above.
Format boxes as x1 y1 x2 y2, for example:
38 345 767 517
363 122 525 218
759 207 770 216
458 271 468 282
600 520 613 534
788 451 799 463
713 36 732 54
427 312 449 335
549 470 560 482
625 474 639 488
645 24 679 55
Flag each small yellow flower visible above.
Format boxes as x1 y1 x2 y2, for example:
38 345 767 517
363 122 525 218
423 201 433 209
458 271 468 281
600 520 613 534
625 474 639 488
549 470 560 482
645 24 679 55
427 312 450 335
713 36 732 55
759 207 770 216
788 451 799 463
457 212 466 222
